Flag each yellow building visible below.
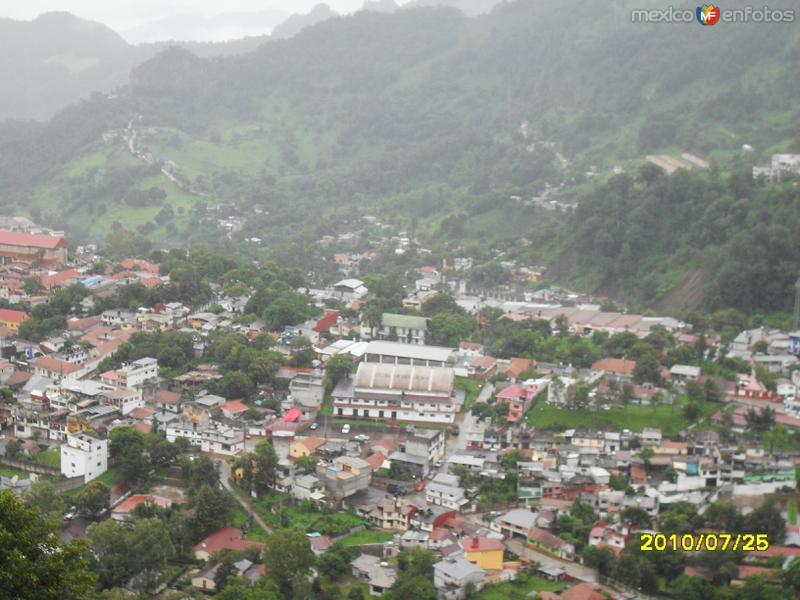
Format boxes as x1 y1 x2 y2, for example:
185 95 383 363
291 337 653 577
462 537 505 571
0 308 29 330
289 436 326 459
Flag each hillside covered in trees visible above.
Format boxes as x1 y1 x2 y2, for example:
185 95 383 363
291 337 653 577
0 0 798 314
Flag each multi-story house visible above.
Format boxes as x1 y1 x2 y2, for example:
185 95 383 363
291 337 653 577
60 432 108 483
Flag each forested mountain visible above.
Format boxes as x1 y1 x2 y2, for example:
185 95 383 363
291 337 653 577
271 4 339 40
1 0 799 314
407 0 502 15
0 9 337 121
0 12 148 121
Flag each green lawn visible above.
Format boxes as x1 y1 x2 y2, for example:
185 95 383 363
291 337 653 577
63 466 125 498
0 466 29 479
230 499 271 543
33 449 61 469
788 498 797 526
476 575 566 600
251 493 366 535
339 529 394 546
455 376 484 412
526 397 714 435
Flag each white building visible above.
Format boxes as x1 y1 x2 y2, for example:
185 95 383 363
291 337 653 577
117 357 159 388
200 426 245 456
361 313 429 345
434 557 485 600
332 362 457 425
101 388 144 415
425 473 469 511
753 153 800 181
166 422 245 456
60 432 108 483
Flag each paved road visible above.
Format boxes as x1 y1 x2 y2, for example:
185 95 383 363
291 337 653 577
447 381 494 460
217 459 273 534
505 538 597 582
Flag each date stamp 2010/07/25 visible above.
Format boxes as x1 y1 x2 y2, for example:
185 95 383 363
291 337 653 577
639 533 769 552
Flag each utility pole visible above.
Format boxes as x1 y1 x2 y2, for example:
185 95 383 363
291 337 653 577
794 277 800 331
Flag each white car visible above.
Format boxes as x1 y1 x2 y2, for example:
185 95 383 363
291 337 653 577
341 424 351 434
309 422 319 430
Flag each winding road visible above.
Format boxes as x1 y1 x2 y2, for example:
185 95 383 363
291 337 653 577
218 458 273 534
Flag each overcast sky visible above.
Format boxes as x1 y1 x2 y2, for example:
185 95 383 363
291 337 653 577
1 1 412 41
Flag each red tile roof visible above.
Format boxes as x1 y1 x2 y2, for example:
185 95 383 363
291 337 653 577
310 535 332 552
506 357 533 379
5 371 30 386
592 358 637 376
462 537 504 553
194 527 265 556
67 315 102 331
736 565 775 579
38 269 79 289
528 527 571 551
562 583 617 600
297 436 325 452
118 259 160 274
313 310 339 333
496 384 526 400
112 494 172 515
0 231 66 249
222 400 249 414
0 309 29 324
130 407 156 419
156 390 181 405
33 355 81 374
365 452 386 471
134 422 152 434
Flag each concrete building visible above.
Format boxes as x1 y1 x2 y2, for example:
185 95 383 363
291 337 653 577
332 362 457 425
317 456 371 499
404 428 446 465
425 473 469 511
0 231 67 267
166 422 245 456
434 556 485 600
116 357 158 388
362 313 429 345
352 554 397 596
60 432 108 482
100 388 144 415
363 341 454 367
292 474 326 502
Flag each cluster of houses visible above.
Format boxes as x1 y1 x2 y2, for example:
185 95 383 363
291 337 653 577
3 222 800 598
752 153 800 181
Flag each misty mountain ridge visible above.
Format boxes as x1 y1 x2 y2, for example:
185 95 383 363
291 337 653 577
120 7 291 44
271 4 340 40
0 2 507 121
1 0 799 313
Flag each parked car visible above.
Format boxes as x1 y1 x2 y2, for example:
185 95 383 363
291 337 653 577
309 422 319 430
341 424 351 434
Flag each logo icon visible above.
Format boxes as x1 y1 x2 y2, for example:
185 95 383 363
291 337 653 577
697 4 721 25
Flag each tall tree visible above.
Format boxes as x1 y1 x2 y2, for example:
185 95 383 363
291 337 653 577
263 529 314 598
0 490 96 599
23 479 66 527
76 480 111 517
